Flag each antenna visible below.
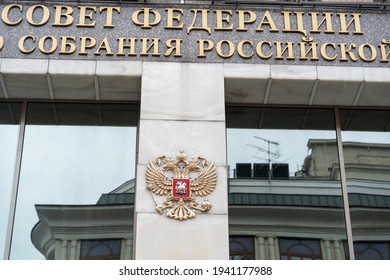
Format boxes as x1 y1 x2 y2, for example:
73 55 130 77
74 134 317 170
247 136 281 181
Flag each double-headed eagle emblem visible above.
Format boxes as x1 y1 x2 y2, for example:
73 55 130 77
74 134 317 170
146 150 217 221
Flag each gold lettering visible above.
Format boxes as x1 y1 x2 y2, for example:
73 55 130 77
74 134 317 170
338 13 363 35
132 8 161 29
1 4 22 26
26 5 50 26
256 11 278 32
236 10 256 31
339 43 358 62
188 9 210 34
358 44 377 62
77 6 96 27
237 40 254 59
18 35 36 54
164 39 183 57
100 6 120 28
215 10 233 31
38 36 57 54
140 38 161 56
117 38 137 56
275 41 295 60
165 8 184 29
164 39 182 57
255 41 272 59
320 43 337 61
309 12 334 34
53 6 74 27
59 36 76 54
379 40 390 63
216 40 234 58
197 39 214 57
94 37 113 56
282 11 307 37
299 37 319 61
80 36 96 55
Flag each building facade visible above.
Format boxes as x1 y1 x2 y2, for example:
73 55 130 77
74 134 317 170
1 0 389 260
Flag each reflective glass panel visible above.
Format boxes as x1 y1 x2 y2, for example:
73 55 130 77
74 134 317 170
279 238 322 260
229 236 255 260
340 109 390 260
10 103 137 260
227 107 347 260
0 102 22 258
80 239 121 260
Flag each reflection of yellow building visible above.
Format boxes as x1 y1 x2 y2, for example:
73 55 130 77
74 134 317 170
31 141 390 260
305 139 390 181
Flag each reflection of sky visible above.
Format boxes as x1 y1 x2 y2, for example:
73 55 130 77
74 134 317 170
227 129 337 177
341 131 390 144
9 125 136 260
227 129 390 178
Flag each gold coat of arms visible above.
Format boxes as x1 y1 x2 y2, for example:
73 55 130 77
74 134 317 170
146 150 217 221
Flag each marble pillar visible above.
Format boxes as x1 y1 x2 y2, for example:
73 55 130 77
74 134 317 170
133 62 229 259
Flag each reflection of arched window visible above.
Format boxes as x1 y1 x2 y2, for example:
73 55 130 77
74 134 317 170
354 242 390 260
279 238 322 260
80 239 121 260
229 236 255 260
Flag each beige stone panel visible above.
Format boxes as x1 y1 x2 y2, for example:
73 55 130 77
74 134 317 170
359 68 390 106
314 66 364 106
224 64 270 104
48 60 96 75
141 62 225 121
134 212 229 259
267 65 317 105
1 58 48 74
137 119 227 166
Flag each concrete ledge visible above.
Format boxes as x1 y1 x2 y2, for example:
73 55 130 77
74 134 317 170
0 58 48 74
96 61 142 76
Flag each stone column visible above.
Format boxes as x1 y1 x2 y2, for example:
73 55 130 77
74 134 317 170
122 238 133 260
134 62 229 259
69 239 78 260
255 236 279 260
256 237 267 260
321 239 345 260
54 239 68 260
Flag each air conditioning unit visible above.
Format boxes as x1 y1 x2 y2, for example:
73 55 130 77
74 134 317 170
253 163 270 179
272 163 289 179
236 163 252 178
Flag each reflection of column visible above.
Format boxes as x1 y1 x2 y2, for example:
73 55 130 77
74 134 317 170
267 237 276 260
256 237 267 260
333 240 343 260
61 240 68 260
69 240 78 260
322 240 345 260
122 238 132 260
324 240 332 260
256 236 278 260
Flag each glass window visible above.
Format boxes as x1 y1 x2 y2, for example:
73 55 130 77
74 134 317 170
229 236 255 260
354 242 390 260
80 239 121 260
227 107 347 260
279 238 322 260
340 109 390 260
0 102 22 258
10 103 137 259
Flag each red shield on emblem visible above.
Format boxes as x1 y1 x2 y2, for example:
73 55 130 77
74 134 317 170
172 178 191 198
